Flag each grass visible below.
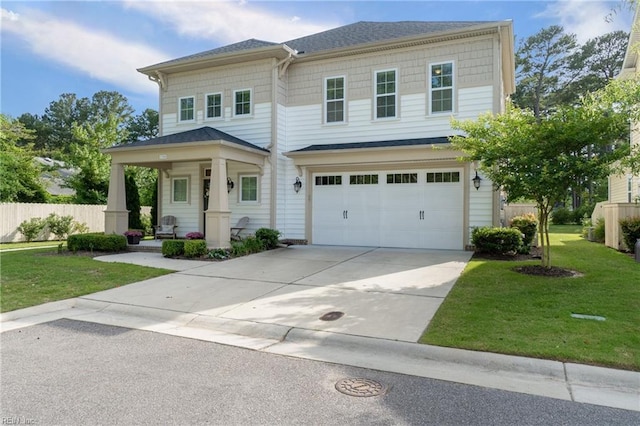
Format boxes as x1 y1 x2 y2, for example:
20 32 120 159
420 225 640 371
0 247 172 313
0 241 66 251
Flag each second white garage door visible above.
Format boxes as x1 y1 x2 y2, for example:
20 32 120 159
312 169 464 249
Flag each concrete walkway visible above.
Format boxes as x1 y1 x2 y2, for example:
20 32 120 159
1 245 638 412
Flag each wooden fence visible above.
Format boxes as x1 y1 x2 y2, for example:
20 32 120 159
602 203 640 251
1 203 150 243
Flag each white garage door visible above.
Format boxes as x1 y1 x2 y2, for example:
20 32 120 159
312 169 463 249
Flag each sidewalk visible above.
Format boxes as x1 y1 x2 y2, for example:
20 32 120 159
1 248 638 412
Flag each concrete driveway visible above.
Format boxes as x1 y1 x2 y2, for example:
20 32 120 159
88 245 471 342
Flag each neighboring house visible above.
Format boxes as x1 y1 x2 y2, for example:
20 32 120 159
602 8 640 250
104 21 515 249
34 157 76 197
609 7 639 205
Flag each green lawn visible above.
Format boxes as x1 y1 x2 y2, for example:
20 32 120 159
421 226 640 371
0 248 172 313
0 241 65 251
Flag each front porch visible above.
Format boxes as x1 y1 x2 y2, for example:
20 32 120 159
102 127 270 248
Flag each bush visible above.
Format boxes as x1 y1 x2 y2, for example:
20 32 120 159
551 207 573 225
510 213 538 252
573 204 595 225
208 248 230 260
184 239 207 258
185 232 204 240
471 227 523 255
230 236 264 257
255 228 281 250
162 240 185 257
67 233 127 252
619 216 640 253
17 217 47 242
593 217 606 243
46 213 75 240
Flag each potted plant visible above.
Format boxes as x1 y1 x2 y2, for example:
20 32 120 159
124 230 143 245
185 231 205 240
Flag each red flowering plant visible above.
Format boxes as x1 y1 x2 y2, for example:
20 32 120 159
185 231 204 240
124 230 143 237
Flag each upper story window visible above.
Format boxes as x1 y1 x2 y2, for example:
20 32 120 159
179 96 195 122
206 93 222 119
430 62 454 114
234 89 252 117
375 69 396 119
325 76 345 123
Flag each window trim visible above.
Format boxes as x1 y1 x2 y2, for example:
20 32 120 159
178 96 195 123
239 173 259 203
205 92 223 120
171 176 190 204
374 68 398 120
233 88 252 118
429 61 455 115
324 76 346 124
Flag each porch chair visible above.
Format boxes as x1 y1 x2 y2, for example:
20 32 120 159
155 215 178 239
230 216 249 241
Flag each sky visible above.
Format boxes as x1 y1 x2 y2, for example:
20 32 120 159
0 0 634 118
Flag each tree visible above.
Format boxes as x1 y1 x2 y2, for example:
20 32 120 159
450 80 639 268
126 108 159 143
42 93 91 155
16 113 52 154
512 25 578 118
0 115 49 202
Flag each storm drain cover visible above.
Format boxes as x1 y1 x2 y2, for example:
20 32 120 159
319 311 344 321
335 378 387 397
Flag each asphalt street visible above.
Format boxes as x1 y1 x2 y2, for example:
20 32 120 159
2 319 638 425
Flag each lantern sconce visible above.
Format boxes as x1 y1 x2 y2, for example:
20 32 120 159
227 177 235 193
472 170 482 190
293 177 302 193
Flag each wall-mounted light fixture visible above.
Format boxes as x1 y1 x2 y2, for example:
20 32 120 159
227 177 235 193
293 177 302 193
472 171 482 190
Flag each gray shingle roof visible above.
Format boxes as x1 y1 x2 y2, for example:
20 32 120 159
119 127 269 152
148 21 494 69
285 21 491 54
290 136 451 153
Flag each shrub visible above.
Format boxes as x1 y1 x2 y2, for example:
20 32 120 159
471 227 523 255
255 228 281 250
185 231 204 240
230 236 263 257
72 221 90 235
162 240 185 257
208 248 230 260
551 207 573 225
140 213 153 236
619 216 640 253
573 204 595 225
593 217 605 243
46 213 75 240
184 239 207 258
17 217 47 242
67 233 127 252
509 213 538 251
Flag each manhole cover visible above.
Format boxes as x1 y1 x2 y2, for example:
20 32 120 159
319 311 344 321
335 378 387 397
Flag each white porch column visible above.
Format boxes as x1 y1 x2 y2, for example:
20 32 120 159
205 158 231 247
104 161 129 236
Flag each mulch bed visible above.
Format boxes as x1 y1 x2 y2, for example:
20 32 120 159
472 247 580 277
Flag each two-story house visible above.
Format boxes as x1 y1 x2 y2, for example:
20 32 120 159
104 20 515 250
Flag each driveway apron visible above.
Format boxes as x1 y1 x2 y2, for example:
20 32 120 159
89 246 471 342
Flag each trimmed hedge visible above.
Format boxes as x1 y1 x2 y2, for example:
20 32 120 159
67 233 127 252
184 240 207 258
620 216 640 253
162 240 185 257
472 227 523 255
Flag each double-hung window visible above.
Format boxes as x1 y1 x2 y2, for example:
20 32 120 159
325 76 345 123
240 174 258 202
179 96 195 122
375 70 396 119
234 89 251 117
206 93 222 119
430 62 454 114
172 177 189 203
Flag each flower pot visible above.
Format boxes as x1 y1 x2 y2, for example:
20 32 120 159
127 235 141 245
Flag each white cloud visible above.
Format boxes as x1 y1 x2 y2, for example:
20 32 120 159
122 0 338 43
538 0 632 43
1 7 171 96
